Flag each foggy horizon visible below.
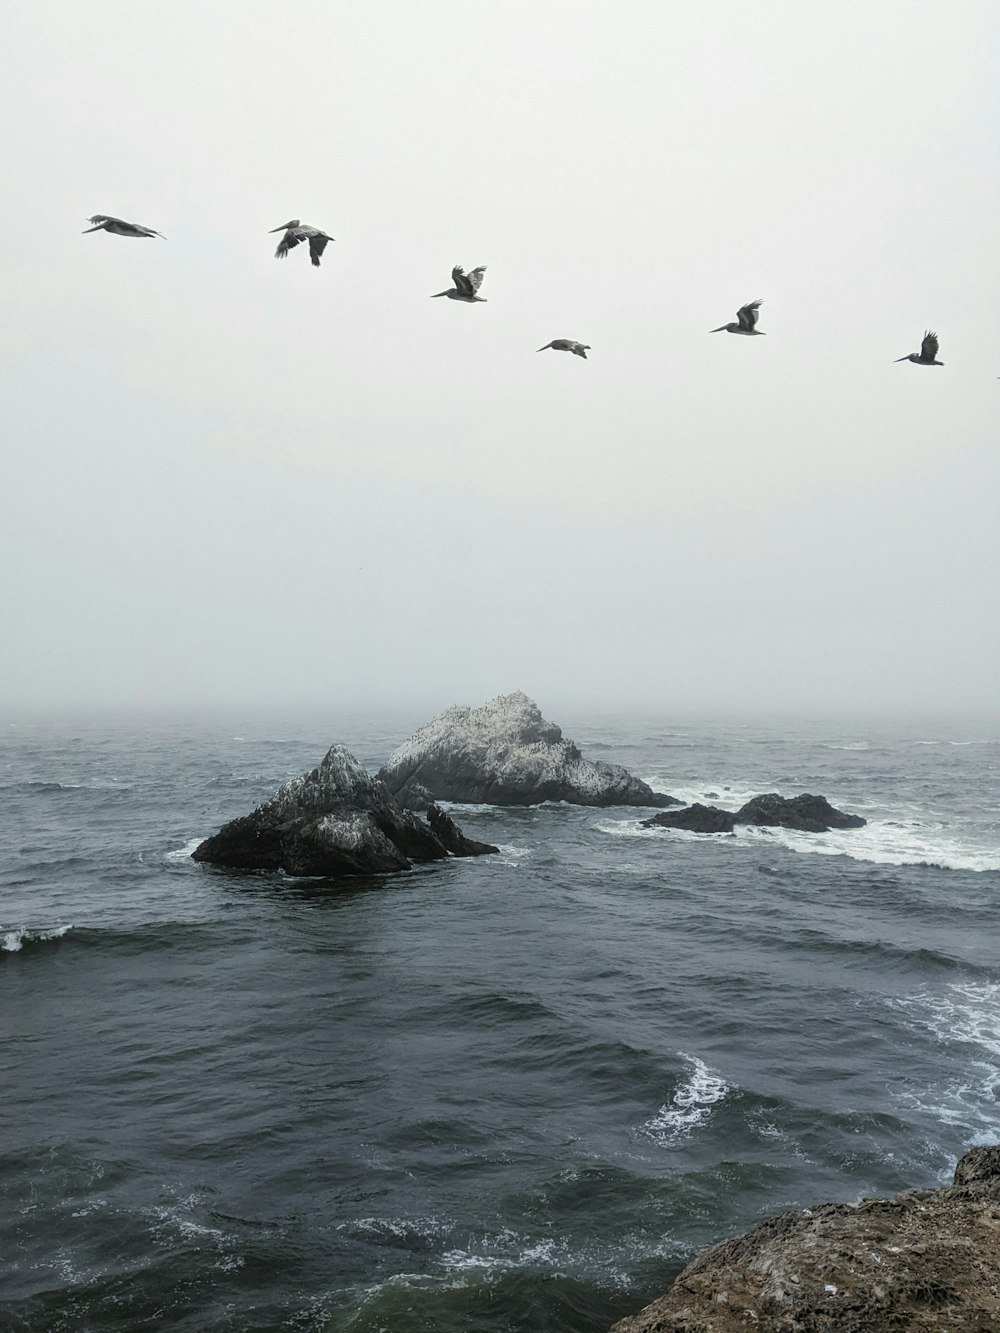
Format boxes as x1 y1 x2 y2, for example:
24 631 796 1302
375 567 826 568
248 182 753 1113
5 2 998 722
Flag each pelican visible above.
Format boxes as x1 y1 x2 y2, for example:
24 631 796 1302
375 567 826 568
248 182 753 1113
83 215 164 238
896 330 943 366
711 300 764 335
536 339 590 359
430 265 487 302
270 221 335 267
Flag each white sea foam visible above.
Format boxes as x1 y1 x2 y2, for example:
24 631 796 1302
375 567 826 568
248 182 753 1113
641 1054 730 1146
604 792 999 872
335 1219 677 1295
738 820 1000 873
165 837 204 862
887 982 1000 1141
495 843 534 866
337 1214 451 1243
2 924 72 953
642 778 761 809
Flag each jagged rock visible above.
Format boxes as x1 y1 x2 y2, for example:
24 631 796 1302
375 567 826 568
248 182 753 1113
612 1147 1000 1333
378 691 679 809
642 792 865 835
735 792 866 832
644 802 738 833
192 744 497 877
426 803 500 857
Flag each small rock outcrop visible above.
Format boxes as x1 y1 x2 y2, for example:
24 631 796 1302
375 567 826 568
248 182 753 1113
426 803 500 857
377 691 679 809
643 792 865 834
612 1146 1000 1332
737 792 866 832
192 744 497 877
645 802 739 833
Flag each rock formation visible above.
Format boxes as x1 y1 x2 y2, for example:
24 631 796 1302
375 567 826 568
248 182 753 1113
377 691 679 809
612 1146 1000 1332
192 744 498 877
426 803 500 857
643 792 865 835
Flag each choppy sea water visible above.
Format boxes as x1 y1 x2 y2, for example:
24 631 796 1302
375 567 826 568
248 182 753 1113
2 711 999 1332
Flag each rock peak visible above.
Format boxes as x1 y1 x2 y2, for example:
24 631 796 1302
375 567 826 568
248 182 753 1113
377 694 675 809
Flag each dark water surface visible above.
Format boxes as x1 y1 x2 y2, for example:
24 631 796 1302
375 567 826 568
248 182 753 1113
2 712 999 1330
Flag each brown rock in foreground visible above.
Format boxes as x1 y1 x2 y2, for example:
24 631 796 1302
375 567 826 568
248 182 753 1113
612 1147 1000 1333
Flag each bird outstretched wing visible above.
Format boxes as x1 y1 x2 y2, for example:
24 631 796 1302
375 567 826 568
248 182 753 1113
921 331 939 361
467 265 487 293
451 265 473 296
737 300 762 331
308 233 332 266
274 229 304 259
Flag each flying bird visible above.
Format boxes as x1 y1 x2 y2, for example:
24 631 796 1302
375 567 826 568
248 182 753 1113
83 215 164 238
895 330 943 366
536 339 590 359
270 221 335 267
430 265 487 302
711 300 765 335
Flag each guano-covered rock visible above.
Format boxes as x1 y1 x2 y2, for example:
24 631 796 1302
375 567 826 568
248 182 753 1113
377 691 679 809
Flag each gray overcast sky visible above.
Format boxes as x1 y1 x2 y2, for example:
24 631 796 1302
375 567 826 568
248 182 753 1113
3 1 998 716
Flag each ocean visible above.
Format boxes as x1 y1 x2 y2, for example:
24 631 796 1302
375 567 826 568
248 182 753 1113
2 711 998 1331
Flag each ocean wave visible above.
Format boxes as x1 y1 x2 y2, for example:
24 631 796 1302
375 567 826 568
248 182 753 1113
601 807 998 871
595 818 732 842
886 982 1000 1139
641 779 761 808
1 779 133 794
737 821 1000 873
495 843 534 866
1 924 72 954
164 837 204 862
331 1218 679 1301
639 1054 730 1146
912 739 999 747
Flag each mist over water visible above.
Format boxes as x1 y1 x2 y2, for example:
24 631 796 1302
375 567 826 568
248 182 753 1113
2 711 998 1330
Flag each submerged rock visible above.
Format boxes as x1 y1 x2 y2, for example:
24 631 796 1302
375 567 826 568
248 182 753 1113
192 744 497 877
642 792 865 835
377 691 679 809
612 1146 1000 1332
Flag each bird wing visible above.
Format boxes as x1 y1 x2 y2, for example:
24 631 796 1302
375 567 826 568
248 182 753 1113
921 331 939 361
274 229 304 259
737 300 762 330
86 215 117 226
467 265 487 293
308 234 332 266
451 265 472 296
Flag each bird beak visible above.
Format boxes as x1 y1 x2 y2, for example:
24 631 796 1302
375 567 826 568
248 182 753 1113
710 326 726 333
894 356 909 362
268 225 290 233
430 291 448 298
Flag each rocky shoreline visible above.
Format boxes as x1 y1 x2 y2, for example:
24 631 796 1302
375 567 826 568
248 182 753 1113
612 1146 1000 1332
